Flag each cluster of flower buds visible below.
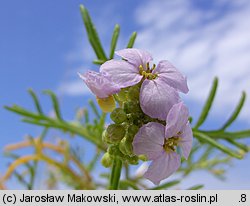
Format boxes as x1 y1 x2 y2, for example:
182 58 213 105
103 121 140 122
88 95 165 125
79 48 193 185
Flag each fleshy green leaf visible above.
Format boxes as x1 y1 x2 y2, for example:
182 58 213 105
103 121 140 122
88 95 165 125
109 24 120 59
80 5 107 61
194 131 243 159
28 89 43 114
127 32 137 48
89 100 100 118
43 90 62 120
221 91 246 130
194 77 218 129
187 184 204 190
226 139 249 152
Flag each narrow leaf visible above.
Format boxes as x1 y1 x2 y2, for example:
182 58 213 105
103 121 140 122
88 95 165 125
5 105 43 120
194 131 243 159
202 130 250 139
28 89 43 114
13 171 29 188
84 109 89 124
195 77 218 129
150 180 180 190
221 91 246 130
187 184 204 190
93 59 105 65
109 24 120 59
226 139 249 152
80 5 107 60
43 90 62 120
127 32 137 48
89 100 100 118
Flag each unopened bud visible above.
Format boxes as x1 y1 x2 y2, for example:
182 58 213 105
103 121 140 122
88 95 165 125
106 124 126 143
127 125 139 141
119 136 133 156
119 138 127 155
101 152 113 168
116 88 128 102
102 130 112 144
110 108 127 124
127 155 139 165
123 101 141 114
127 85 140 100
107 145 120 156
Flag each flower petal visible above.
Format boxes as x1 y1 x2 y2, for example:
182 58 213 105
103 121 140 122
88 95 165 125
78 71 120 98
133 122 165 160
179 123 193 159
144 151 181 185
115 48 153 68
153 60 189 93
165 102 189 138
100 60 142 88
140 79 180 120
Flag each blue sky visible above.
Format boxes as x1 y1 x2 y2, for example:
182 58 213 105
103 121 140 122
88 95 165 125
1 0 250 189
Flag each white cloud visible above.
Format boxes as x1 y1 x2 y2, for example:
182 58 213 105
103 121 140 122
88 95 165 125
135 0 250 122
57 81 89 96
56 66 91 96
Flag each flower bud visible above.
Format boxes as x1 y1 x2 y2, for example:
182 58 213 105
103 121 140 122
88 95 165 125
107 145 125 160
101 152 113 168
127 125 139 141
127 85 140 100
119 136 133 156
116 88 128 102
110 108 127 124
106 124 126 143
127 155 139 165
96 95 116 113
124 140 133 156
107 145 120 156
123 101 141 114
102 129 113 144
119 138 127 155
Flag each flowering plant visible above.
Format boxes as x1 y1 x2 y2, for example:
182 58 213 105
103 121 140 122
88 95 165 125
1 5 250 190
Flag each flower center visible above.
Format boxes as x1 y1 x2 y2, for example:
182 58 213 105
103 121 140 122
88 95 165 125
139 63 158 80
163 133 181 153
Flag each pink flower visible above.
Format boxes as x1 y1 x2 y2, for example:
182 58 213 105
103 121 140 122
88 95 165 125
100 48 188 120
133 102 193 185
78 71 120 98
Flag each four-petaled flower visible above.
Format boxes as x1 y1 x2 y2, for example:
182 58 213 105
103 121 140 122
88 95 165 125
133 102 193 185
100 48 189 120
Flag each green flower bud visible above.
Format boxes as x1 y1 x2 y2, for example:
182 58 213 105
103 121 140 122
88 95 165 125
102 130 111 144
119 136 134 156
127 155 139 165
116 88 128 102
127 85 140 100
107 145 120 156
127 125 139 141
110 108 127 124
106 124 126 143
124 139 133 156
119 138 127 155
101 152 113 168
123 101 141 114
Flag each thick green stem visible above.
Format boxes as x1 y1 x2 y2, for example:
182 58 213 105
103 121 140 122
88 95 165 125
109 157 122 190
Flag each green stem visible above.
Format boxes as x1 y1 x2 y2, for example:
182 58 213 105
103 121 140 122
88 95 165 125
109 157 122 190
